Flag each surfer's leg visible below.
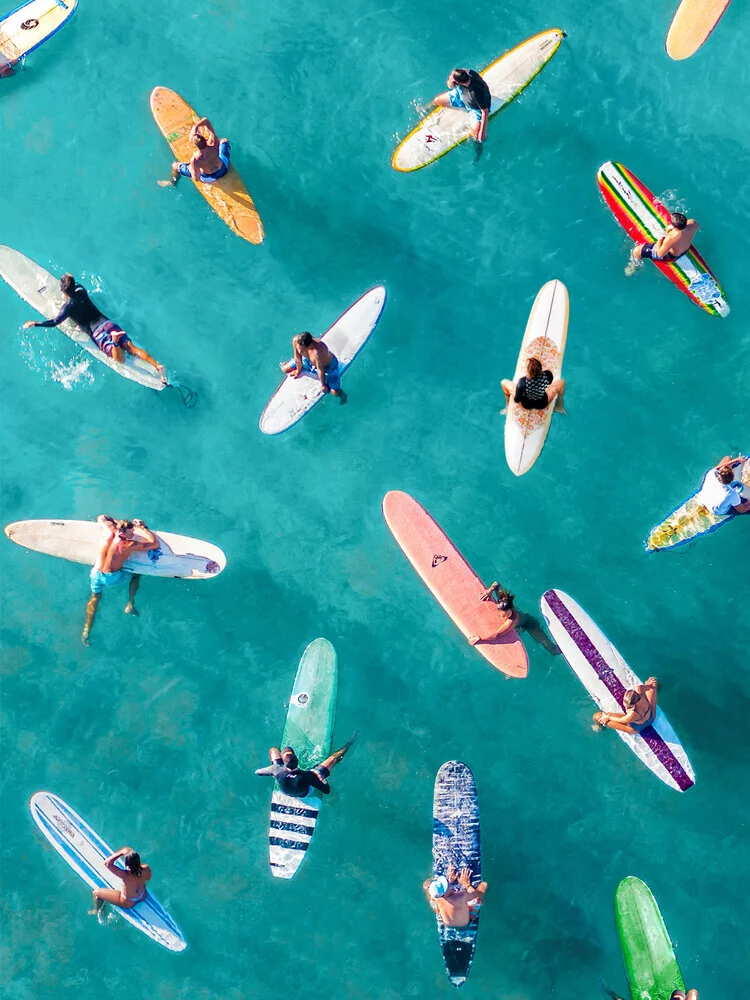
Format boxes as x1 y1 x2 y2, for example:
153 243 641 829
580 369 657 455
124 575 141 616
433 92 451 108
516 612 560 656
500 379 514 415
91 887 130 910
547 378 567 414
82 592 102 646
625 243 646 276
320 732 358 772
601 718 636 735
158 161 184 187
123 339 167 381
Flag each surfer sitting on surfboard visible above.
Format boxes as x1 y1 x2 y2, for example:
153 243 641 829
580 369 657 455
81 516 160 646
255 741 354 797
88 846 151 923
694 455 750 516
501 357 566 415
434 68 491 145
280 331 345 399
423 864 487 928
593 678 658 734
23 274 166 382
468 584 559 655
158 117 231 187
625 212 699 275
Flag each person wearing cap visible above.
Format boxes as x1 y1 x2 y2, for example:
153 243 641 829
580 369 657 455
81 515 160 646
433 68 491 144
423 863 487 928
254 738 355 798
694 454 750 517
468 583 559 654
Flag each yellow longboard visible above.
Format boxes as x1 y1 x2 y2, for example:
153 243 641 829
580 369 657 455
150 87 264 245
666 0 731 60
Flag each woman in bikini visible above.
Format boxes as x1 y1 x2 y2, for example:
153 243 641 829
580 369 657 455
593 678 658 734
88 846 151 921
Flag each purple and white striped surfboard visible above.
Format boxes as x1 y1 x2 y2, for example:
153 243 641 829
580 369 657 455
540 590 695 792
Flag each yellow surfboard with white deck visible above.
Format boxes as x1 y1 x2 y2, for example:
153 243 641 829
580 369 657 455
150 87 264 245
666 0 731 60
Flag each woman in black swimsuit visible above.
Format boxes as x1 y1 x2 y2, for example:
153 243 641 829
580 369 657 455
501 357 566 414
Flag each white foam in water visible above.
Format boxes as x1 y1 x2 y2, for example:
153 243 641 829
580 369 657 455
50 357 94 389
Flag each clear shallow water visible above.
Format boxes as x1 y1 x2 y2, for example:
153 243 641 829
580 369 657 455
1 0 748 997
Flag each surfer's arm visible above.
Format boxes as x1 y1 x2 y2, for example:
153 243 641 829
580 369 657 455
130 521 159 551
103 846 132 877
25 300 73 329
477 108 489 142
308 771 331 795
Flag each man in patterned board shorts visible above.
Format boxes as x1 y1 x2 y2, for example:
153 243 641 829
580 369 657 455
433 68 492 145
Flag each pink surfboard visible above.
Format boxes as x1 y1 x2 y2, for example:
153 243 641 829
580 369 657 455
382 491 528 678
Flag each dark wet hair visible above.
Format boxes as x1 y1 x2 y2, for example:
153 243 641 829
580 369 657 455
527 357 543 378
281 746 299 769
296 332 313 347
670 992 686 1000
60 273 76 296
717 466 734 484
192 133 207 149
670 212 687 230
452 68 471 85
496 588 515 612
116 519 134 532
124 851 142 876
623 690 640 708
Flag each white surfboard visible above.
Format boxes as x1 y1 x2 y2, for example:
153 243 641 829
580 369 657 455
0 246 166 390
268 789 322 879
0 0 77 64
392 29 565 172
5 519 226 579
540 590 695 792
504 279 568 476
30 792 186 952
259 286 387 435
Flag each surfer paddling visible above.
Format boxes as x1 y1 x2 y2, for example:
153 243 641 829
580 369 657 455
625 211 699 275
23 274 166 382
593 678 658 734
468 584 559 655
280 331 345 400
501 356 566 415
433 68 491 146
88 846 151 923
423 864 487 928
81 516 159 646
158 117 231 187
254 738 355 797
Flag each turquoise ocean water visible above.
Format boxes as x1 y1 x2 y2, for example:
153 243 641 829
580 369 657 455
1 0 748 996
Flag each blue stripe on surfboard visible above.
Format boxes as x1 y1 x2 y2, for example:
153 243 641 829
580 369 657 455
32 797 184 944
0 0 78 60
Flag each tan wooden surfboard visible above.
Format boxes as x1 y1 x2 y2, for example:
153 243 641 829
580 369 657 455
666 0 731 60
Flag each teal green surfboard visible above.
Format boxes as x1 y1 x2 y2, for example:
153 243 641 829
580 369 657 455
615 877 686 1000
281 638 338 769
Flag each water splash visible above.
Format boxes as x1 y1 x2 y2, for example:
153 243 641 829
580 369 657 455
50 357 94 389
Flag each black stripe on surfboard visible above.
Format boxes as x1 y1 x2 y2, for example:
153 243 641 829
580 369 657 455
270 819 315 836
271 804 319 819
269 836 311 852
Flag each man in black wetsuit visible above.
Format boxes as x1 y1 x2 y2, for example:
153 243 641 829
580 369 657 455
433 67 492 144
254 741 354 798
23 273 166 381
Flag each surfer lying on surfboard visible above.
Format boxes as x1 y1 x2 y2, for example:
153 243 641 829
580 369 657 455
423 864 487 928
434 68 491 145
280 331 345 400
157 117 231 187
81 516 159 646
255 738 355 797
501 356 566 415
88 846 151 923
625 212 699 276
593 678 658 734
468 584 559 655
23 274 166 382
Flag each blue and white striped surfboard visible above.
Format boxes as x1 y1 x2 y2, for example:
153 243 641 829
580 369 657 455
30 792 186 952
432 761 482 988
268 789 322 879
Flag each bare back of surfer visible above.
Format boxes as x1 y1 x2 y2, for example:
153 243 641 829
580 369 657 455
424 864 487 928
280 331 345 399
82 516 159 645
593 678 658 734
158 117 231 187
625 212 699 275
88 846 151 923
468 583 560 655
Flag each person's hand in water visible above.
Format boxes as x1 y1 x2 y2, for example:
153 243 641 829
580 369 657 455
468 635 481 646
22 321 37 329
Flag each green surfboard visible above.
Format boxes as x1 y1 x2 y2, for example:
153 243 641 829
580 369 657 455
615 877 686 1000
281 638 338 769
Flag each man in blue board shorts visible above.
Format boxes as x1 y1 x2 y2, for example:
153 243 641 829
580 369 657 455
254 740 355 797
423 864 487 927
81 515 160 646
433 68 491 145
23 274 166 381
280 331 344 398
158 117 231 187
694 455 750 516
624 212 699 275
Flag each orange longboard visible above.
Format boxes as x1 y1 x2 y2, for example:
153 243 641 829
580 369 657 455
382 491 528 678
666 0 731 60
150 87 264 244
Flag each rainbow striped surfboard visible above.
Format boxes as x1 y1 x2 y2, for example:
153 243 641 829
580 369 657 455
597 161 728 318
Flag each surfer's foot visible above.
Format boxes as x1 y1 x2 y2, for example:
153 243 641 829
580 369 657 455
279 361 294 374
624 256 642 277
157 179 176 188
81 627 91 647
97 906 108 925
554 402 567 415
335 390 347 405
124 603 139 617
330 732 358 764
